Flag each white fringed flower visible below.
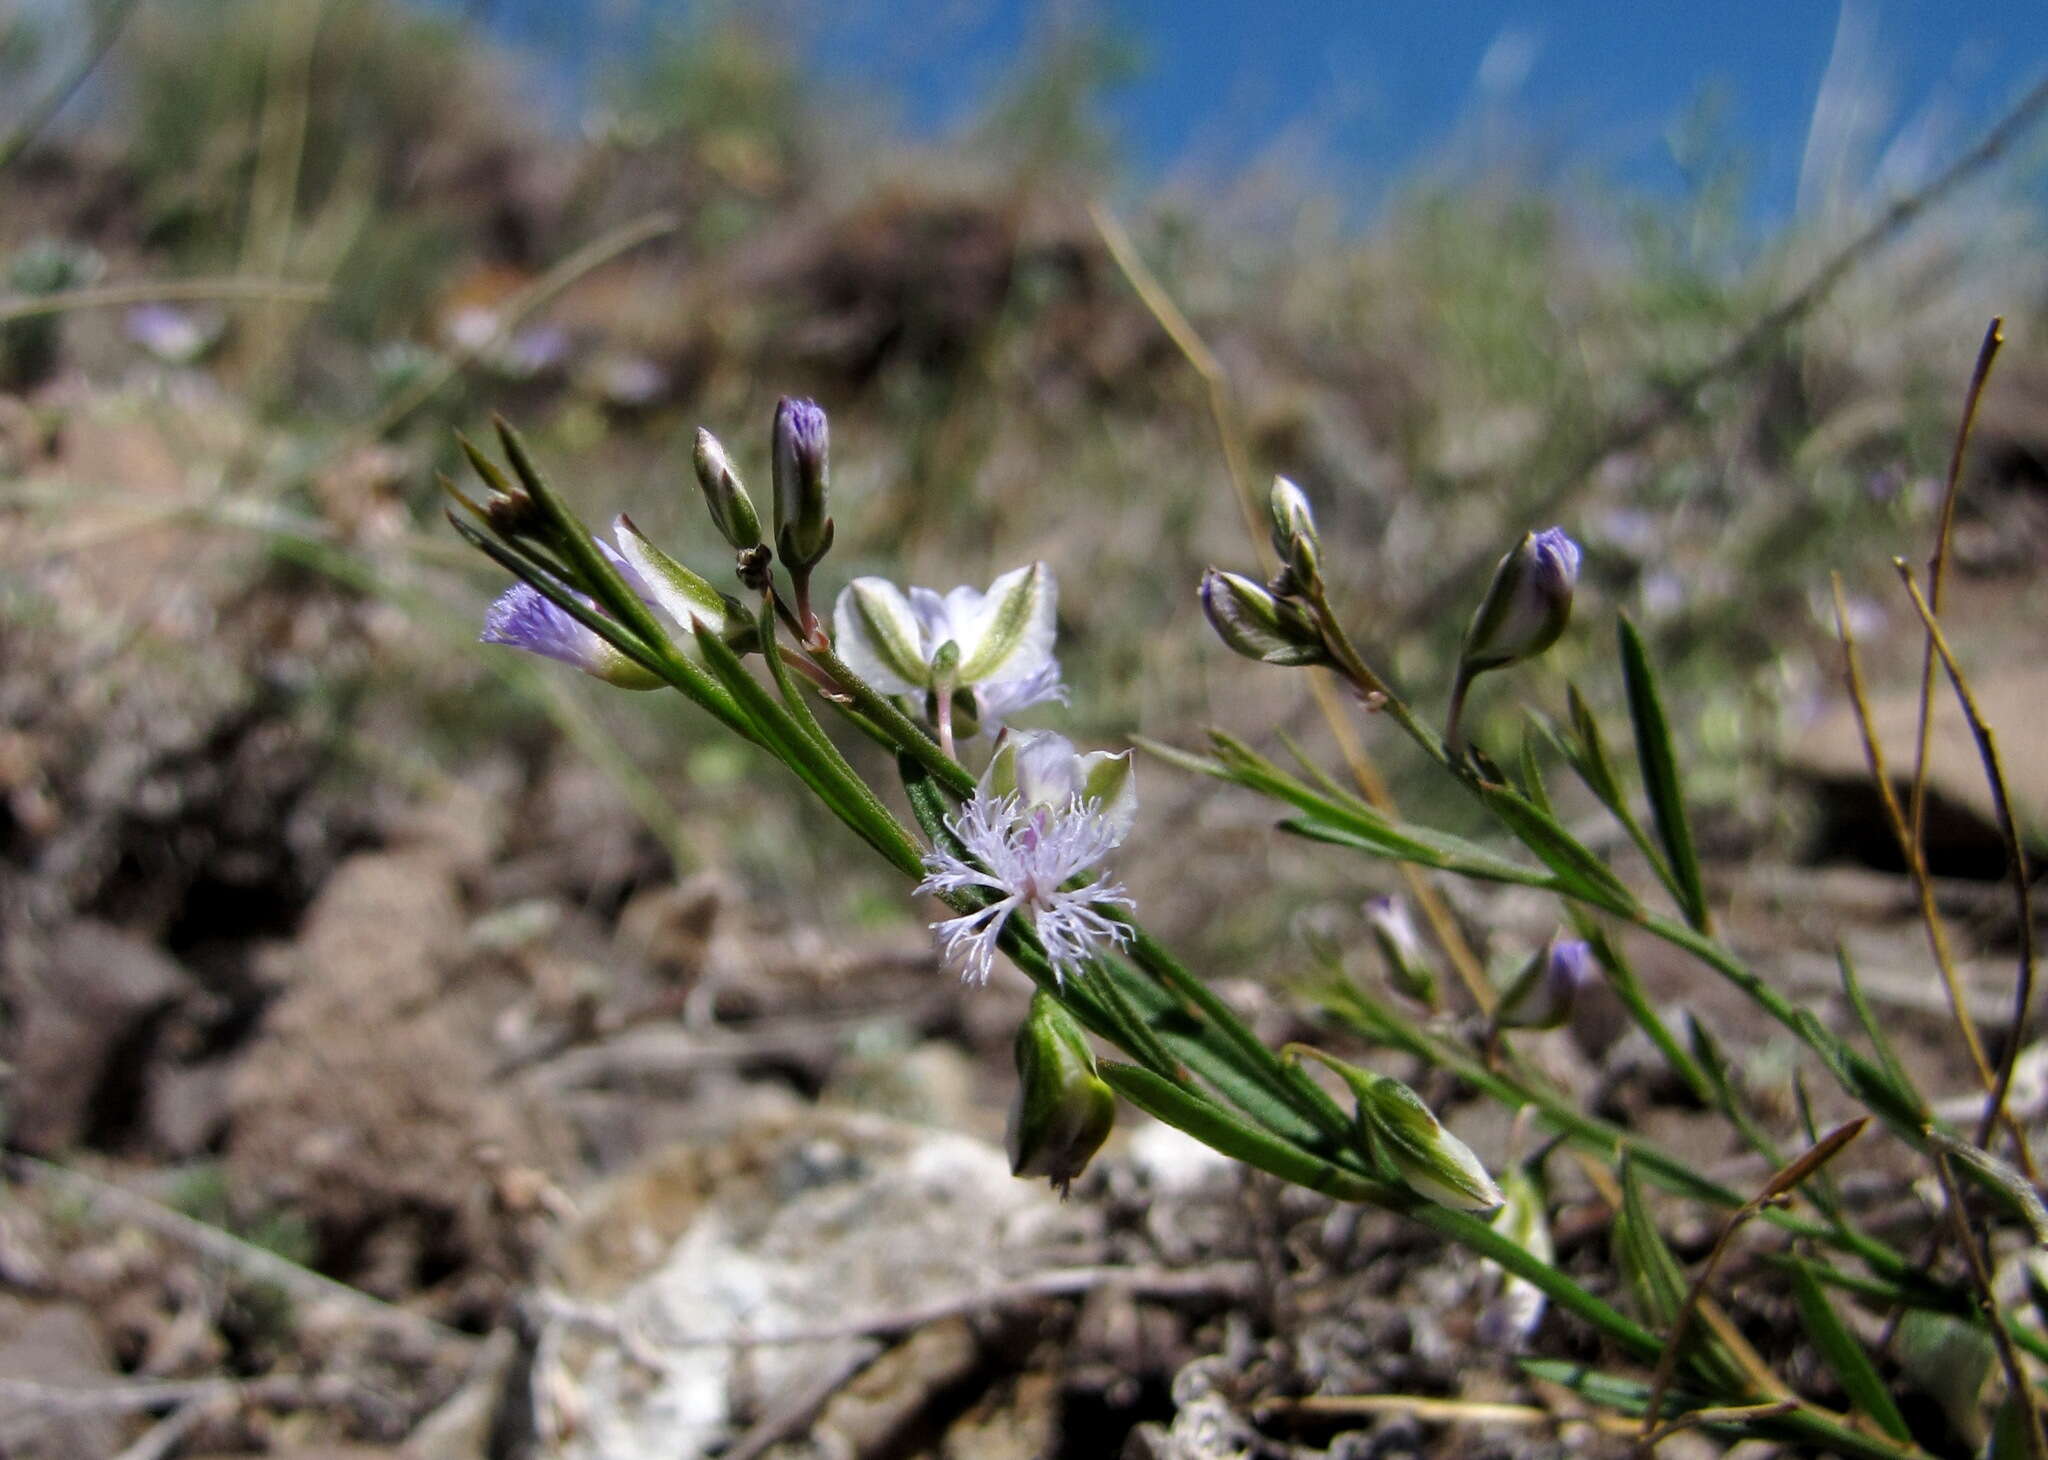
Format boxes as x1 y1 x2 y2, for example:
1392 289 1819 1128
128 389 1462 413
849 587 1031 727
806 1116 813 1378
915 731 1135 985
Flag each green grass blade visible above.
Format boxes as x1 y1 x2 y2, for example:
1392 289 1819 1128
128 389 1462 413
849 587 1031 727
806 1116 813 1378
1618 616 1710 931
1571 917 1714 1103
1786 1259 1912 1441
1835 944 1929 1121
1478 783 1640 916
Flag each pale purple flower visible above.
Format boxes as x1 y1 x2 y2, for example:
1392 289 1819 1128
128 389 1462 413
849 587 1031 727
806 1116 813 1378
916 731 1135 985
482 578 656 688
126 303 220 364
480 519 736 687
1497 935 1595 1031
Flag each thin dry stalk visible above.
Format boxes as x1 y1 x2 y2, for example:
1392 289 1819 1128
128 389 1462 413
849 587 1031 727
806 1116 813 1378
1828 576 2002 1117
1636 1120 1867 1454
1641 1399 1799 1449
1889 564 2036 1165
1267 1392 1632 1437
1908 318 2003 850
1932 1150 2048 1459
233 1 324 390
1088 198 1495 1012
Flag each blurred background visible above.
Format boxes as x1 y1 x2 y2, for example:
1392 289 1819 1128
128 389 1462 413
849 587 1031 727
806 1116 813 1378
2 2 2046 1456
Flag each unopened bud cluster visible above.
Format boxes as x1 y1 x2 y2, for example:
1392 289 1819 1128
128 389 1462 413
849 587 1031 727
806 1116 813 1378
1201 476 1582 763
1201 477 1333 667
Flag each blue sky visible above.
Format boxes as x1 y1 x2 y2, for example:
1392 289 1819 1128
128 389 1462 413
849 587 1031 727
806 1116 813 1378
436 1 2044 221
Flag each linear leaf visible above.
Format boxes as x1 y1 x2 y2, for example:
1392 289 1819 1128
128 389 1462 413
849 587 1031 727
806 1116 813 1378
1099 1062 1380 1201
1278 815 1558 890
1787 1259 1912 1441
1835 944 1929 1121
1618 616 1710 930
1479 783 1640 916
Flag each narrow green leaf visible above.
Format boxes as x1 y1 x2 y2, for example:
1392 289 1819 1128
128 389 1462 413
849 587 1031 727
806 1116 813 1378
693 624 923 876
1099 1062 1382 1201
1544 690 1688 906
1685 1014 1786 1168
1835 944 1929 1121
1278 815 1560 890
1567 684 1626 807
1517 722 1553 814
1571 917 1713 1103
1618 616 1710 931
1516 1360 1687 1418
1116 926 1355 1144
1788 1004 1929 1136
1615 1158 1688 1330
1478 784 1640 916
1786 1260 1912 1441
1616 1160 1750 1394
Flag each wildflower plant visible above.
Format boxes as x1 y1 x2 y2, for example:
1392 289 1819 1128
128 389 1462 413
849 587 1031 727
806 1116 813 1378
453 342 2045 1457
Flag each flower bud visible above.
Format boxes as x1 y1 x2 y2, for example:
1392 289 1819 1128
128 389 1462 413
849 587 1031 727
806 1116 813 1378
1289 1046 1503 1214
1479 1162 1554 1348
1007 991 1116 1196
1267 476 1321 589
1496 935 1594 1031
1457 526 1581 677
1199 569 1329 667
1363 1074 1505 1213
771 396 833 571
1364 894 1438 1008
691 427 762 550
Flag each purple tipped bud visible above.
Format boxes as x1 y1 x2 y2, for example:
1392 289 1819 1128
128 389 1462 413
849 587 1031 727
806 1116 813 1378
1008 991 1116 1197
771 396 832 570
1200 568 1328 667
481 582 660 689
1497 935 1595 1031
1365 894 1439 1007
691 427 762 550
1459 527 1581 677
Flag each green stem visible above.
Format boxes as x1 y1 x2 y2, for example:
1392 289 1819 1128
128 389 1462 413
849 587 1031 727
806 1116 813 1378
1301 583 1447 762
810 641 976 798
1120 922 1354 1143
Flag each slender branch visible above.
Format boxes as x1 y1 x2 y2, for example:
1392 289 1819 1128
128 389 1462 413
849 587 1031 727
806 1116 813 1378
1932 1151 2048 1460
0 277 330 324
1637 1121 1867 1451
